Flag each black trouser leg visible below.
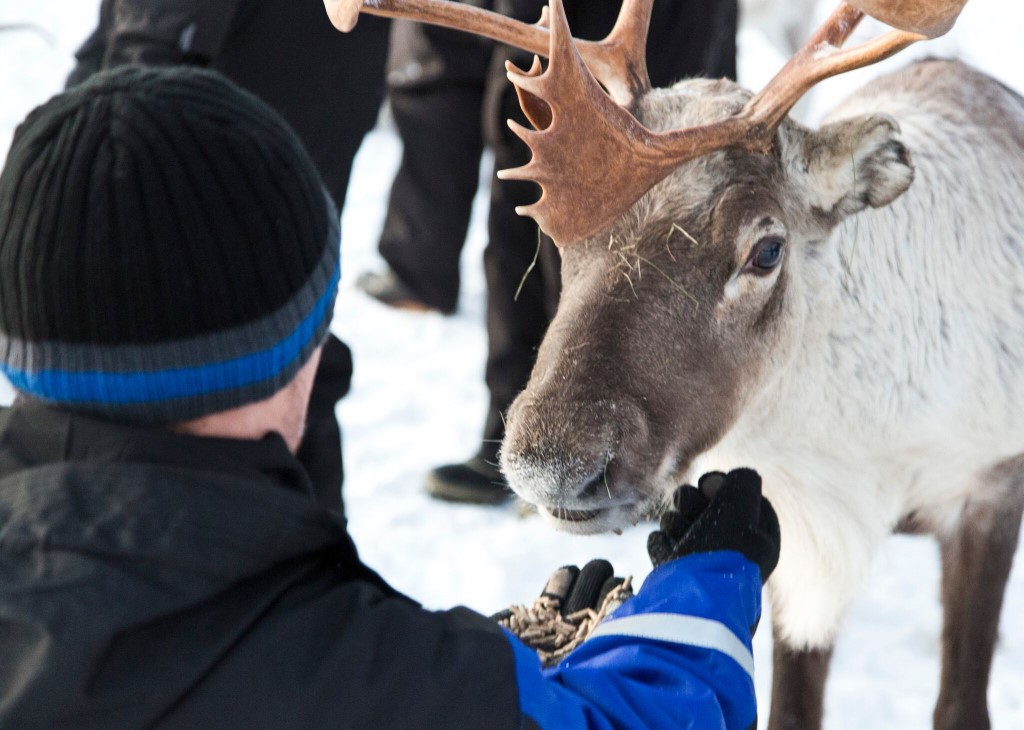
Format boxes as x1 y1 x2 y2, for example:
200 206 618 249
375 14 493 313
211 0 389 210
481 56 561 460
379 84 486 313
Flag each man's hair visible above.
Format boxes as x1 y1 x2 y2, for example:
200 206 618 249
0 66 340 423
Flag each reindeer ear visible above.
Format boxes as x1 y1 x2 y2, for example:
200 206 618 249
793 114 915 220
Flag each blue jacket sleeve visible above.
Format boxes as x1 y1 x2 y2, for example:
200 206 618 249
507 550 762 730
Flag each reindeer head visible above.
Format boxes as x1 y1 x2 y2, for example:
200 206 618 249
501 82 915 532
327 0 953 530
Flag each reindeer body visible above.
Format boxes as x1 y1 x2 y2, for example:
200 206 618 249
702 59 1024 646
502 59 1024 727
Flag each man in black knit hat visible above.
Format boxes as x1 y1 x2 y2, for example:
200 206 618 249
0 66 780 728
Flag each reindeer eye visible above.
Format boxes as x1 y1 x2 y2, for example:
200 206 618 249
747 236 785 274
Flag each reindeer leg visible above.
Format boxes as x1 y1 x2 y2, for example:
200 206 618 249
933 468 1024 730
767 628 834 730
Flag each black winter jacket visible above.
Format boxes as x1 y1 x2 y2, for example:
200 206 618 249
70 0 241 81
0 403 522 728
0 403 763 729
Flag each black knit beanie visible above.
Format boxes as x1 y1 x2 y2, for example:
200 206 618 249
0 65 340 423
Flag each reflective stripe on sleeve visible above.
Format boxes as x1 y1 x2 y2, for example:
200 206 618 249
586 613 755 679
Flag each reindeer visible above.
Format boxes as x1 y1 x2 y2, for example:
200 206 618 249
329 1 1019 727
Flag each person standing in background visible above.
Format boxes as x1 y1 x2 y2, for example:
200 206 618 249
68 0 391 516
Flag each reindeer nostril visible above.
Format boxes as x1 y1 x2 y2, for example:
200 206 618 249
578 460 615 500
578 472 602 499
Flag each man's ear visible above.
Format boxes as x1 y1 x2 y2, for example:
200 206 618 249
788 114 915 221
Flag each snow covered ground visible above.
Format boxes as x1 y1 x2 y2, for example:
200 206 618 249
1 1 1022 726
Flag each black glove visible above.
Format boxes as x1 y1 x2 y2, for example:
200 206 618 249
540 559 627 617
491 559 626 623
647 468 781 584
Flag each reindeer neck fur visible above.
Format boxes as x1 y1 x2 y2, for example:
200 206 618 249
695 59 1024 645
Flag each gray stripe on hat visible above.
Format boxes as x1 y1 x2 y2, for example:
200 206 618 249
0 227 338 375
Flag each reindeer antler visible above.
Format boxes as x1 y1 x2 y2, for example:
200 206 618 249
851 0 967 37
496 0 677 245
500 1 926 244
327 0 946 245
578 0 654 107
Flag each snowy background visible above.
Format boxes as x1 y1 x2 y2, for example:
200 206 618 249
1 1 1022 726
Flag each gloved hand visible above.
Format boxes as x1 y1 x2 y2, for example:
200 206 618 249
647 468 781 584
493 559 633 667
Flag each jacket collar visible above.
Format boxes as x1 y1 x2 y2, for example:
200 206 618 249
0 400 386 590
0 398 313 497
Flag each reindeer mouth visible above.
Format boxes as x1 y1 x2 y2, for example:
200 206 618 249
505 458 664 534
538 505 614 534
549 506 604 523
534 491 666 535
535 501 650 535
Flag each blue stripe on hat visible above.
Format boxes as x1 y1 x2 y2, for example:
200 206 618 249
0 260 339 406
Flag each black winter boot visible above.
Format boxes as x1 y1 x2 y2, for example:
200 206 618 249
425 437 511 505
355 268 450 314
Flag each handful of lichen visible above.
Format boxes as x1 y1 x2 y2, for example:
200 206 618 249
495 578 634 667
